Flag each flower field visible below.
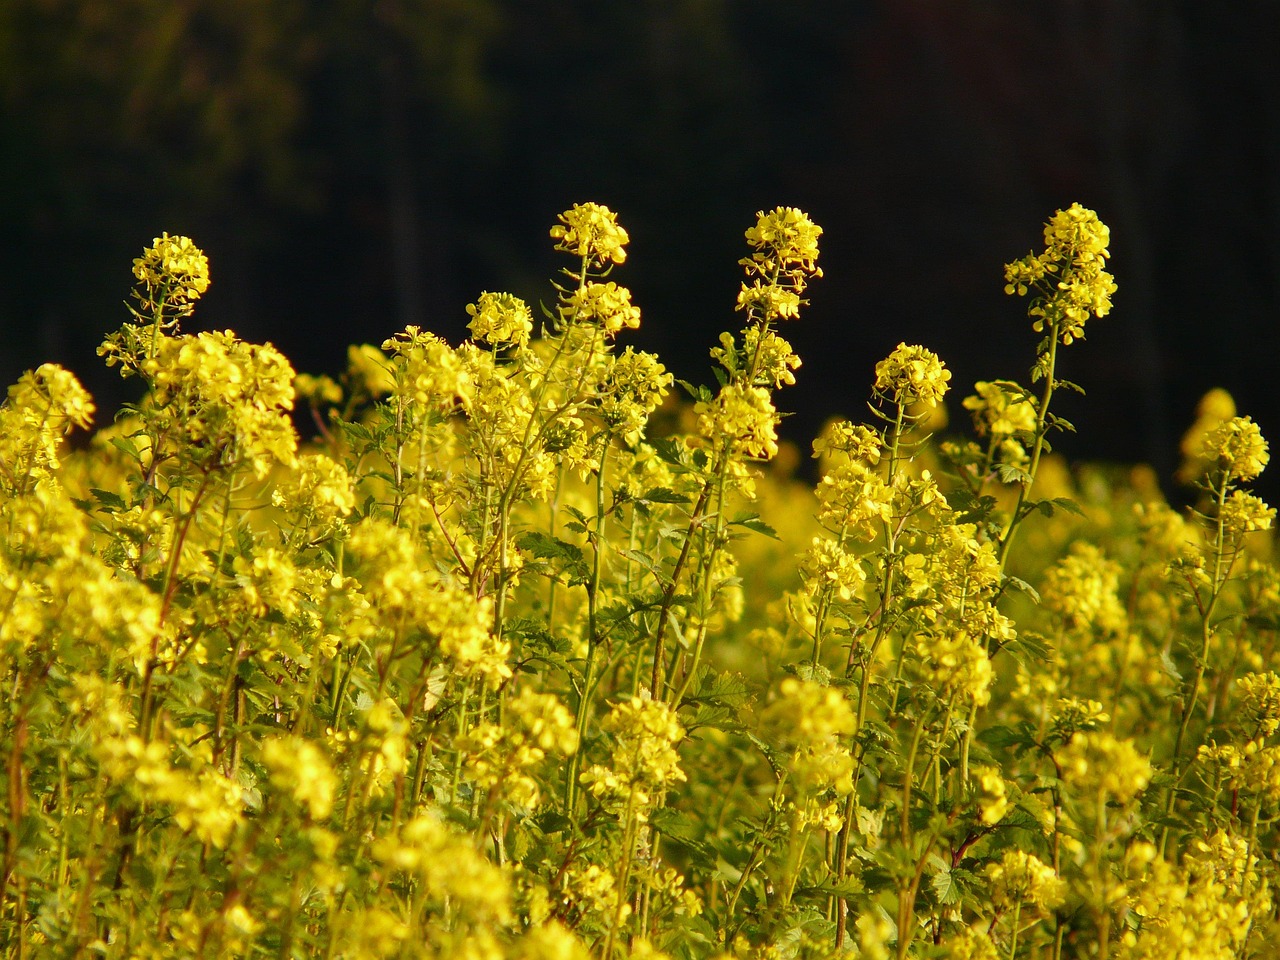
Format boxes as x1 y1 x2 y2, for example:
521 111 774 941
0 203 1276 959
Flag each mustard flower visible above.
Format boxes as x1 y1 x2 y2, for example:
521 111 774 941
742 206 823 277
382 325 469 407
141 329 298 477
580 695 686 816
468 291 535 349
1236 672 1280 738
711 327 802 388
1039 542 1127 634
271 452 355 526
873 342 952 408
986 850 1065 912
293 372 343 406
347 343 395 397
1058 731 1152 804
372 813 513 925
550 201 630 266
760 677 856 794
1177 388 1237 483
1221 489 1275 538
915 630 994 705
941 925 1000 960
1005 203 1116 345
461 689 578 808
800 536 866 602
513 922 592 960
558 281 641 336
594 347 672 444
735 281 802 321
812 419 882 466
695 383 780 460
972 765 1009 825
0 364 95 485
262 736 335 820
963 380 1036 437
132 232 211 309
815 459 894 531
1200 415 1269 483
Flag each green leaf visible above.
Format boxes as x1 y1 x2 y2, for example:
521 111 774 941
729 513 778 539
1003 575 1042 604
638 487 691 505
89 487 128 512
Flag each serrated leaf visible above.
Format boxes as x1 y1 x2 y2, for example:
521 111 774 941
1003 575 1042 604
89 487 128 512
1049 496 1085 517
929 860 963 905
638 487 690 505
730 513 778 539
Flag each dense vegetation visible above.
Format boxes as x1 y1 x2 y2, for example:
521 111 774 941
0 204 1276 959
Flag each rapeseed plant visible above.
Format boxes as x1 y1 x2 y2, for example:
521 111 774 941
0 203 1276 960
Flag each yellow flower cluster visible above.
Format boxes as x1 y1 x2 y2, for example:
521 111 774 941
695 383 780 461
760 677 856 794
461 689 579 808
986 850 1064 912
140 329 298 477
347 518 512 683
468 291 535 349
815 458 894 531
1236 671 1280 737
1058 731 1152 804
262 736 336 820
941 925 1000 960
580 696 686 816
812 419 882 466
558 281 642 336
131 232 211 310
962 380 1035 438
270 452 355 529
382 325 469 407
0 363 94 490
972 766 1009 825
741 206 823 279
550 201 630 266
594 347 672 445
800 536 866 602
372 813 512 925
873 342 952 408
1040 542 1127 634
1004 202 1117 344
1201 415 1270 483
915 629 994 706
1117 842 1253 960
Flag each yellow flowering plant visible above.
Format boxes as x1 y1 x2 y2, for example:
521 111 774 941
1 203 1277 960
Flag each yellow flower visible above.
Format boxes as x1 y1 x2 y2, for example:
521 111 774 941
262 736 336 820
467 291 535 349
874 342 952 408
558 281 641 336
742 206 823 277
695 383 779 460
550 202 630 266
986 850 1065 912
1201 415 1269 483
963 380 1035 437
1004 203 1116 344
132 233 211 309
1058 731 1152 804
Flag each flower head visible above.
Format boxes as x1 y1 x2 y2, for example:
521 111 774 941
874 343 952 408
550 202 630 266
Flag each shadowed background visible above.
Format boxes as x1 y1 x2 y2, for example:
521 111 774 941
2 0 1277 501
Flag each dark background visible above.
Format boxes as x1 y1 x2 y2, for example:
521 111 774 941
3 1 1277 502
